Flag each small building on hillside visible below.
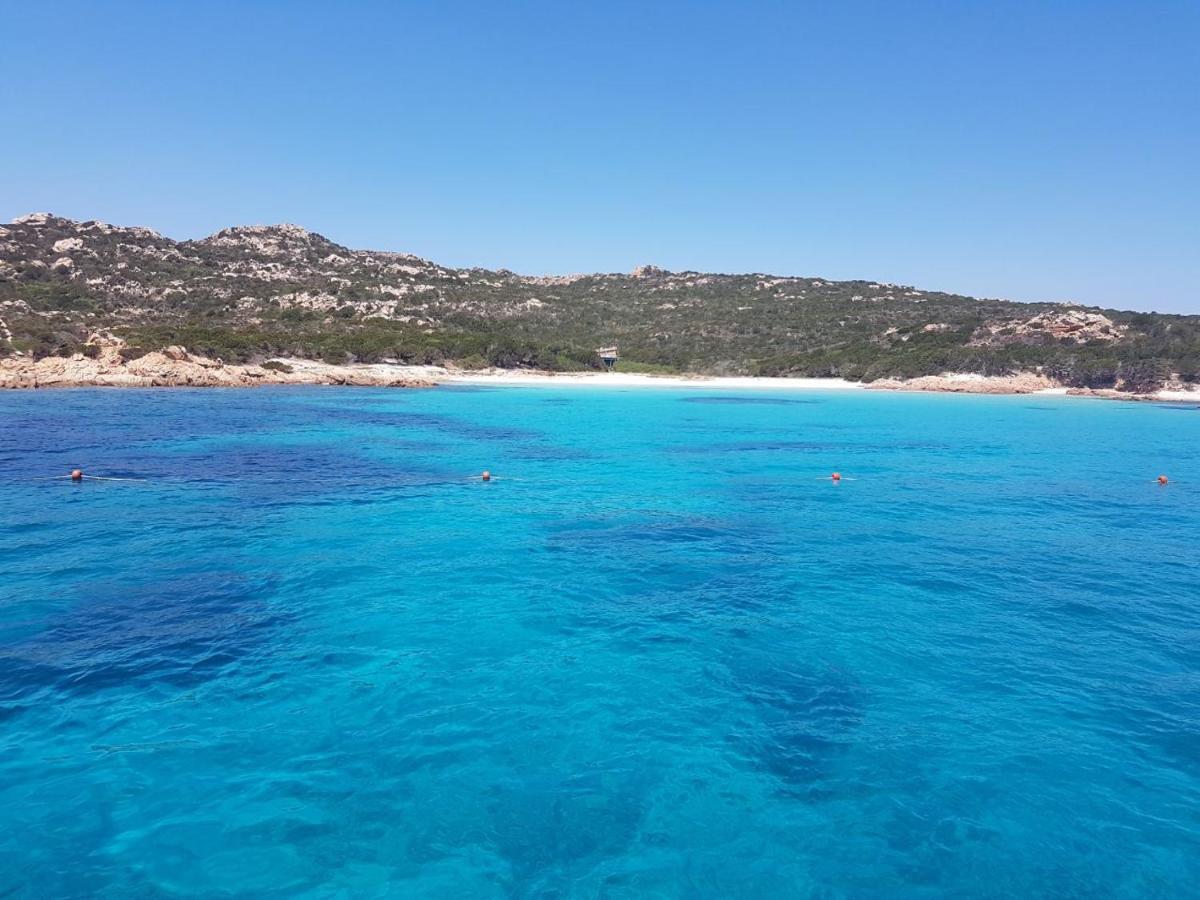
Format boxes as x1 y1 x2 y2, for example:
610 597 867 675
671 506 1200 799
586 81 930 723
596 346 619 371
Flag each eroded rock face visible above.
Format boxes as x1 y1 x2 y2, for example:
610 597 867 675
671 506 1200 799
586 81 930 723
971 310 1125 347
0 335 433 389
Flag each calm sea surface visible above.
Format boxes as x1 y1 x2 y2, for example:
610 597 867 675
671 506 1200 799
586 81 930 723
1 386 1198 897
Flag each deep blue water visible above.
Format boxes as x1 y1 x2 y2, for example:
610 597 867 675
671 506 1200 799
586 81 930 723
1 385 1199 897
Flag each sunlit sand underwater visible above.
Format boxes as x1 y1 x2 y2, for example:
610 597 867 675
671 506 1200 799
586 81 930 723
2 386 1199 896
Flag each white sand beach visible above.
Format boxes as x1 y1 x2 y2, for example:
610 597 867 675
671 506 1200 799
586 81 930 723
371 365 1076 396
172 359 1200 401
417 366 1196 401
436 368 865 391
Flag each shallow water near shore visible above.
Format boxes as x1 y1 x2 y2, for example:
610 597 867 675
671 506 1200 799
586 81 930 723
2 386 1199 896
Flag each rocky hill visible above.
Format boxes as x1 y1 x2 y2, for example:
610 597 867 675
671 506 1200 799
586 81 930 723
2 212 1197 391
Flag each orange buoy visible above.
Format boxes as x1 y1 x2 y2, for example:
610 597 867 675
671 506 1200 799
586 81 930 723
831 472 842 482
1157 475 1169 486
70 469 83 482
481 470 491 482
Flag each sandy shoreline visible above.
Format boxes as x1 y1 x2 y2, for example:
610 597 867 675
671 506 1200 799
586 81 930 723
2 350 1197 402
407 368 863 392
393 365 1197 402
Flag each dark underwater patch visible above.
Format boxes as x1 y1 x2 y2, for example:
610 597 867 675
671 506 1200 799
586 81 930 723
728 659 864 792
546 514 764 555
119 441 459 506
510 444 593 461
669 439 953 455
0 572 284 720
132 394 542 446
1119 677 1200 778
619 522 731 544
680 396 820 406
484 775 646 886
399 411 537 441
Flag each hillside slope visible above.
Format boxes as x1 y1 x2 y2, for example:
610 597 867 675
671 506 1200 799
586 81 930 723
2 213 1197 391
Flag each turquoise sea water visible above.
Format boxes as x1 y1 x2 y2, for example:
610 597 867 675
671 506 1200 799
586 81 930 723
1 385 1199 897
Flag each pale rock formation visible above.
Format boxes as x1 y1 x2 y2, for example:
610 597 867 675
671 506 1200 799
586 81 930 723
0 335 433 389
868 372 1061 394
971 310 1125 347
11 212 56 226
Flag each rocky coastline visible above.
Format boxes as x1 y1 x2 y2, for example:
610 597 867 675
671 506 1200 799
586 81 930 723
2 339 1195 402
865 371 1196 401
865 372 1061 395
0 339 433 389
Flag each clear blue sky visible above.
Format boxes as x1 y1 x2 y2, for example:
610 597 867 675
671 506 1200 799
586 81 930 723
2 1 1197 312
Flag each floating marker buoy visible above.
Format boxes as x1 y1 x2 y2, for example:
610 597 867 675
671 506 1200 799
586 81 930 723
1158 475 1169 486
70 469 83 482
481 470 491 482
831 472 842 482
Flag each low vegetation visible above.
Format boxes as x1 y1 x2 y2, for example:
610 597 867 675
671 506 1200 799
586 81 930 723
2 213 1197 390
